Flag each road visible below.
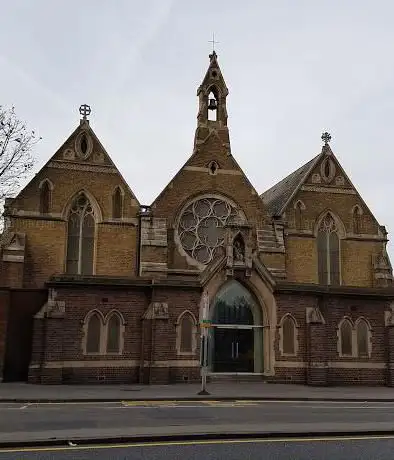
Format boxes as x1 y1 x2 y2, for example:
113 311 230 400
2 436 394 459
1 400 394 444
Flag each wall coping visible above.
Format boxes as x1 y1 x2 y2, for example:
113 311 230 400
276 281 394 299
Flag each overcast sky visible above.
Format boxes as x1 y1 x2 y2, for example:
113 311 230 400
2 1 394 256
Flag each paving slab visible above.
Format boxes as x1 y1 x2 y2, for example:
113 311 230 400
0 382 394 402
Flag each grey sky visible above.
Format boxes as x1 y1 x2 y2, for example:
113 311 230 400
2 1 394 255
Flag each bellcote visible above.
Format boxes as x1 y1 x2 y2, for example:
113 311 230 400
194 52 230 148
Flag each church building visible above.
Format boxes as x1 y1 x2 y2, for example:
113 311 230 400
1 52 394 386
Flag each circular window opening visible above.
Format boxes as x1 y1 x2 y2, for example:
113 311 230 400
177 196 244 266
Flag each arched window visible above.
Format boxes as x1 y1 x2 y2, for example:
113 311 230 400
176 311 197 355
339 319 353 356
66 193 95 275
317 213 340 285
352 206 362 234
39 180 52 214
180 314 193 353
356 319 370 357
112 187 123 219
86 313 102 354
212 281 256 326
106 313 121 353
294 201 304 230
207 89 218 121
280 315 297 355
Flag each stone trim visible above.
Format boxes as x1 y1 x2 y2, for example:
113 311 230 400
101 218 138 226
301 185 356 195
38 178 54 191
30 359 200 369
275 361 385 369
184 166 242 176
275 282 394 298
140 262 168 273
48 161 118 174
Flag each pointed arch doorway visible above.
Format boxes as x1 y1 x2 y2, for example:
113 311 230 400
210 280 264 374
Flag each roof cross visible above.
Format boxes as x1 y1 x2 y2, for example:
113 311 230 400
321 132 332 145
208 33 219 53
79 104 91 120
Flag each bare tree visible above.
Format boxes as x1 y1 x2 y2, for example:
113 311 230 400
0 105 41 199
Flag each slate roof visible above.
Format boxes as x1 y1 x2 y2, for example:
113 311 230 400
260 154 320 216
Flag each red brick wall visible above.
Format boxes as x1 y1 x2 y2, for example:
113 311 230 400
0 289 10 380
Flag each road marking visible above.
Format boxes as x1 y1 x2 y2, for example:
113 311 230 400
2 434 394 453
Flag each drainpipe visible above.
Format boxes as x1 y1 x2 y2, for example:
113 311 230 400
39 311 48 384
137 208 142 277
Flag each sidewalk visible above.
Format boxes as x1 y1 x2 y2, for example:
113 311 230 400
1 381 394 402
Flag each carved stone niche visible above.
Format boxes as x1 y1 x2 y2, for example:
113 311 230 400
143 302 169 320
385 303 394 327
225 222 253 272
373 250 393 286
306 306 326 324
34 288 66 319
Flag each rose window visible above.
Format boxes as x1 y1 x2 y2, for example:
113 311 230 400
177 197 241 265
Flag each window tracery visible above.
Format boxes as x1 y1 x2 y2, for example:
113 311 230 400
317 212 341 285
177 196 242 265
66 193 95 275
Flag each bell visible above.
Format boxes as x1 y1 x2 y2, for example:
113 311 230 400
208 98 217 110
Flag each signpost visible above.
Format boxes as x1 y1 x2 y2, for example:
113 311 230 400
198 291 211 395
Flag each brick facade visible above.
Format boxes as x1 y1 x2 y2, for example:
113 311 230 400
1 52 394 386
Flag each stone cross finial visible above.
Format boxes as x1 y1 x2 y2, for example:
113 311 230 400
321 132 332 145
79 104 91 120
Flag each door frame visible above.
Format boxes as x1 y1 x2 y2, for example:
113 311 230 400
209 324 264 374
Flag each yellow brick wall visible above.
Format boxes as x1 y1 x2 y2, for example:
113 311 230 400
284 187 386 287
4 124 140 287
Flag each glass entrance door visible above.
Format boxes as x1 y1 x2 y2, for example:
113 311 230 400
213 328 254 373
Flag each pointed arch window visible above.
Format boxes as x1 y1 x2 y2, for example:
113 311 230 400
39 180 52 214
339 319 353 356
66 193 95 275
279 315 298 356
207 89 218 121
83 310 125 355
106 313 121 353
294 200 305 230
317 213 340 285
176 312 197 355
112 187 123 219
356 319 370 357
352 206 362 234
86 313 102 354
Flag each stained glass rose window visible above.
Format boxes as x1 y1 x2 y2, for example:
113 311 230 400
177 196 242 265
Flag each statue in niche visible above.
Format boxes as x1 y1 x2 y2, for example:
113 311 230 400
233 234 245 263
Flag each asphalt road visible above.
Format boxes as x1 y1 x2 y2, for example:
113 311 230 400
2 436 394 459
1 400 394 437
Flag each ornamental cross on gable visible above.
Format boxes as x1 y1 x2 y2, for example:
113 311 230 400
321 132 332 145
79 104 91 120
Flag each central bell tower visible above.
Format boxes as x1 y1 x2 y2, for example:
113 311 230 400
194 51 230 151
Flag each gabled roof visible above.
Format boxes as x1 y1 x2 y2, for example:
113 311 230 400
260 154 320 216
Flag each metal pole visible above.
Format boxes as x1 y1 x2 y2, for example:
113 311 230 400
198 292 210 396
